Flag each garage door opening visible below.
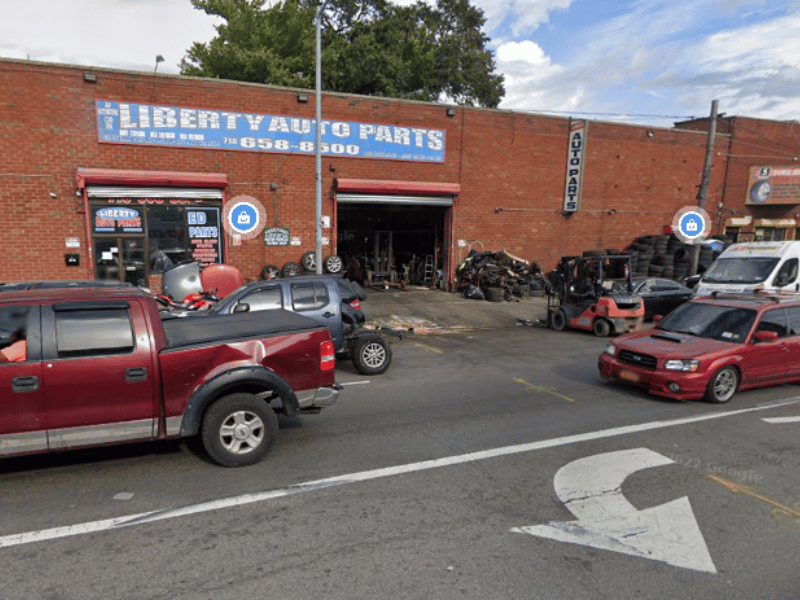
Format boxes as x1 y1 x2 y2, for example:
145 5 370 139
337 203 449 286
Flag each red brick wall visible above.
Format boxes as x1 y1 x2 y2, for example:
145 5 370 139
0 58 740 284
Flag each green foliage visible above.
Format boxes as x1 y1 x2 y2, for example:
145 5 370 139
181 0 504 108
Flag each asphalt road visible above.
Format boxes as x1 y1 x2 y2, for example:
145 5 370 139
1 326 799 599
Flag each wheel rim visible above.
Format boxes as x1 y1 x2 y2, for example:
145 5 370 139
219 410 264 455
361 342 386 368
266 267 279 280
713 370 736 401
303 254 316 270
325 255 343 273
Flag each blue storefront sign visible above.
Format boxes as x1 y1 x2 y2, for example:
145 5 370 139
96 100 446 163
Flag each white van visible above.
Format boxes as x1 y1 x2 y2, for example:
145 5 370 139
694 241 800 296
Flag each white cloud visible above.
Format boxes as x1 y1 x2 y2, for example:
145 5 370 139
0 0 221 73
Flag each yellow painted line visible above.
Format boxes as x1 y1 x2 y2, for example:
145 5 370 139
513 377 576 403
414 342 444 354
705 473 800 530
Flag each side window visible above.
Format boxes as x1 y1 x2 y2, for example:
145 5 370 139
55 309 134 358
241 286 283 311
638 280 655 293
774 258 798 285
755 309 788 338
291 282 330 311
785 306 800 336
0 305 31 363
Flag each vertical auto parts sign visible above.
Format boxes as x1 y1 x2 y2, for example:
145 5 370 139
96 100 445 163
564 121 587 212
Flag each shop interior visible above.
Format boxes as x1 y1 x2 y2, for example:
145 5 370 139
336 203 448 287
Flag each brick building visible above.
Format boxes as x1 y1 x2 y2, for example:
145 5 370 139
1 58 797 291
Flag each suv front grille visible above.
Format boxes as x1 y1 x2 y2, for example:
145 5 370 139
618 349 657 370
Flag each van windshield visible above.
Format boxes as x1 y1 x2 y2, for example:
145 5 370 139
701 257 780 284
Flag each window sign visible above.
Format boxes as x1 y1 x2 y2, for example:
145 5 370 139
97 100 446 163
92 206 143 234
187 207 222 267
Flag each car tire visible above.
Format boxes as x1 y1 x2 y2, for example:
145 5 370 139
551 308 568 331
352 333 392 375
281 261 302 277
260 264 280 280
593 318 611 337
301 251 316 272
201 393 278 467
323 254 344 274
705 366 739 404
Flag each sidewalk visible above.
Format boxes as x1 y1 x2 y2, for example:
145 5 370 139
360 285 550 334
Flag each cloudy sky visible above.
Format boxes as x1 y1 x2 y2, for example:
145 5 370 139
2 0 798 127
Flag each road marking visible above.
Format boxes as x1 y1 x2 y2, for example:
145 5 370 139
339 380 371 386
414 342 444 354
513 377 575 403
705 473 800 530
512 448 717 573
762 416 800 423
1 397 798 549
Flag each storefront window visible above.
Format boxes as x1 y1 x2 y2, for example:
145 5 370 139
147 206 191 272
754 227 786 242
91 199 223 284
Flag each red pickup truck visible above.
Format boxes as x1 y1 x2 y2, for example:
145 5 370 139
0 287 341 466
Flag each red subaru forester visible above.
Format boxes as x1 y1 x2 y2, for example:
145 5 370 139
598 292 800 403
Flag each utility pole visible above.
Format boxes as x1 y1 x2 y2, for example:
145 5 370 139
314 2 326 274
690 99 719 276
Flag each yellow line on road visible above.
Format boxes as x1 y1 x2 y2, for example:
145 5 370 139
513 377 576 403
414 342 444 354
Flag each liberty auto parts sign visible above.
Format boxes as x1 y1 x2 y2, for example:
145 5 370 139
96 101 445 163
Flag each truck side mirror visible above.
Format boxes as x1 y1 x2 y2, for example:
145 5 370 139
234 302 250 313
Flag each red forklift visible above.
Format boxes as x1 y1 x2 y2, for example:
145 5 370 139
546 254 644 336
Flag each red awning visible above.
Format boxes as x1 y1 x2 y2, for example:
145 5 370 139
334 178 460 196
76 168 228 189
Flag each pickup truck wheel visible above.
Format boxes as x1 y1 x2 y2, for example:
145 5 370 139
352 333 392 375
202 393 278 467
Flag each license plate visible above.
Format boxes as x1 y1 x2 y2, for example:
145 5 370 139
620 370 640 382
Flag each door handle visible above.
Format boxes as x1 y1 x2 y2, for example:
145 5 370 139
323 312 334 318
125 367 148 383
12 376 39 393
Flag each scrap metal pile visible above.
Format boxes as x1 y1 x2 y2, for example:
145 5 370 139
457 250 547 301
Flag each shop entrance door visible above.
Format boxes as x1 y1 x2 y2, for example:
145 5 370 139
94 238 146 286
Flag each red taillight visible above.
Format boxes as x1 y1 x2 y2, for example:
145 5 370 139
320 340 335 371
349 299 360 310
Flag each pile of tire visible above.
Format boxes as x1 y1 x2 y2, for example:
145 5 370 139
260 252 343 280
620 234 718 283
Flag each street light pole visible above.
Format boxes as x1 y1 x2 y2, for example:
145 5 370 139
314 2 326 274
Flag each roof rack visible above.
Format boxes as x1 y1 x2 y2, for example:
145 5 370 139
709 291 781 303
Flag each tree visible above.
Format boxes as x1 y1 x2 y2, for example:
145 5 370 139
182 0 504 108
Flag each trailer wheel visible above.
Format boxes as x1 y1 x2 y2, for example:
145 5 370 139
201 393 278 467
352 333 392 375
593 318 611 337
551 308 568 331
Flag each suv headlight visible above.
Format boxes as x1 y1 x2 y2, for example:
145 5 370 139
604 343 617 357
664 359 700 372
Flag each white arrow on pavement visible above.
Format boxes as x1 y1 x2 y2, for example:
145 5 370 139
511 448 717 573
762 416 800 423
